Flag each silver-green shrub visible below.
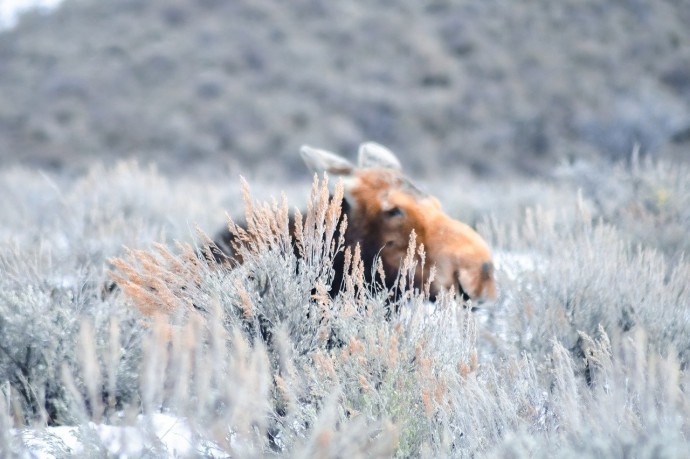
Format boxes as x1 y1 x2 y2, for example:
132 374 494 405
1 157 688 457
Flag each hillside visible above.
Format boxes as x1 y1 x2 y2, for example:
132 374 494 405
1 0 689 178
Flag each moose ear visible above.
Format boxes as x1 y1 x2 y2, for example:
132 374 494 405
357 142 402 170
300 145 355 176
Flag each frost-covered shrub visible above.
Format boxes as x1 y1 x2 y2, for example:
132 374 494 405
552 152 690 259
0 162 224 425
480 156 690 368
0 238 137 424
484 204 690 364
1 156 689 457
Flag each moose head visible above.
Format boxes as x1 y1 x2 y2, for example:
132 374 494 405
299 142 496 302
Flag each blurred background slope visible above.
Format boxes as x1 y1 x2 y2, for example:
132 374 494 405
0 0 688 178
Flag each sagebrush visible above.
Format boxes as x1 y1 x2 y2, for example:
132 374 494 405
1 157 688 457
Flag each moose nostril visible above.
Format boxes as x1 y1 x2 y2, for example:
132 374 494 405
481 261 494 280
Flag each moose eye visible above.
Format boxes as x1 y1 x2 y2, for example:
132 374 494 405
384 207 404 218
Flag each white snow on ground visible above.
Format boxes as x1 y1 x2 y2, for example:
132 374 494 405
14 413 230 458
0 0 62 30
493 250 544 281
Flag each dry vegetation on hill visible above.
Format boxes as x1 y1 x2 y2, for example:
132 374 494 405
1 0 689 177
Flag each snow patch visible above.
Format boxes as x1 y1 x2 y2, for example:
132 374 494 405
0 0 63 30
14 413 230 458
494 250 545 280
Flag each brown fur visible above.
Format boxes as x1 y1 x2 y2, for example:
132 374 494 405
214 143 496 303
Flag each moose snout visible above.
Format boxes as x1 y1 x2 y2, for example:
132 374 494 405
481 261 494 281
476 260 497 301
453 258 496 303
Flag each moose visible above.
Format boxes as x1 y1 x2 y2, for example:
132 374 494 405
212 142 496 304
